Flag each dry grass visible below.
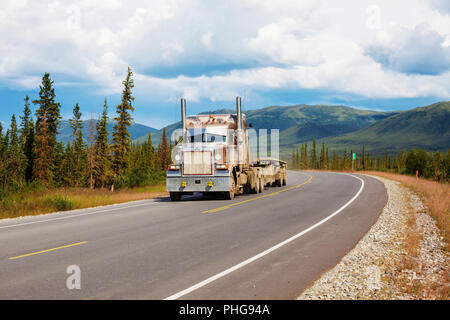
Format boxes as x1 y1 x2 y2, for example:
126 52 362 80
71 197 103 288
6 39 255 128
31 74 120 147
0 184 167 220
364 171 449 299
364 171 449 251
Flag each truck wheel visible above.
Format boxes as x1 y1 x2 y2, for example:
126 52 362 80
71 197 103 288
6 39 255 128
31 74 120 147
282 178 286 186
170 192 182 201
225 179 235 200
275 179 281 187
250 180 259 194
258 178 263 193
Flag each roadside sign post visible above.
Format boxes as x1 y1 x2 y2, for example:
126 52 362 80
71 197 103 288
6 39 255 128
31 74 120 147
352 153 356 171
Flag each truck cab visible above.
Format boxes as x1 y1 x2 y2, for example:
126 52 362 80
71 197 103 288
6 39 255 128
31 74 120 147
166 97 286 201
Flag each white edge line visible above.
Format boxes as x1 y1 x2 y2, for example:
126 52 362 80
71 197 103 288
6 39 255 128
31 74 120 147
164 173 365 300
0 201 159 229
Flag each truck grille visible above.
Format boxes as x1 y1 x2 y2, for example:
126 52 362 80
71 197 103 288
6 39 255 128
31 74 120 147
183 151 212 175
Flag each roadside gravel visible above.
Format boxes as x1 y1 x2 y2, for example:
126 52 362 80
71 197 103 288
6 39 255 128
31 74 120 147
297 175 449 300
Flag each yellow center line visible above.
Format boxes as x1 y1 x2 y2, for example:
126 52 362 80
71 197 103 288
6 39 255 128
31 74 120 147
8 241 88 260
202 174 313 214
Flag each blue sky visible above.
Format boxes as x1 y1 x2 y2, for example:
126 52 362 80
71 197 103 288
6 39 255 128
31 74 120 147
1 0 449 129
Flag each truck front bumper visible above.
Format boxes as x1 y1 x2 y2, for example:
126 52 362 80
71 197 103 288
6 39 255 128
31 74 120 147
166 176 231 192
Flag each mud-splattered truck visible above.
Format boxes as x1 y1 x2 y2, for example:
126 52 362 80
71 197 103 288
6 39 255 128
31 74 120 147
166 97 287 201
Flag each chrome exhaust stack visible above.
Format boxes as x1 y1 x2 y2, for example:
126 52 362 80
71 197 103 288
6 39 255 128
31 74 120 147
181 98 187 137
236 96 242 130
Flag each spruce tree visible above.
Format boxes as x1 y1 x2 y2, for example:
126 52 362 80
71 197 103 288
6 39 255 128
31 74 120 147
33 73 61 148
33 109 53 185
112 67 135 180
69 102 82 145
145 132 155 173
20 96 35 182
33 73 61 185
94 98 111 188
157 128 170 171
311 139 317 169
69 103 86 187
320 142 325 169
4 114 27 186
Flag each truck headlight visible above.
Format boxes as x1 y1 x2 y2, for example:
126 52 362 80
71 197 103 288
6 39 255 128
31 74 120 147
168 164 180 171
175 154 181 162
215 153 222 161
215 163 229 170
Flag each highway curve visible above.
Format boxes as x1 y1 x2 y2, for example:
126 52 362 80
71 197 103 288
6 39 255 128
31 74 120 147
0 171 387 299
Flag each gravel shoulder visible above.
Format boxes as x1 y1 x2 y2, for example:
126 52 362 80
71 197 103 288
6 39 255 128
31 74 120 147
297 174 449 300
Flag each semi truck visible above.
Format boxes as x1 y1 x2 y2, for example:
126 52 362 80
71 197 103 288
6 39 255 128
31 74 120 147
166 97 287 201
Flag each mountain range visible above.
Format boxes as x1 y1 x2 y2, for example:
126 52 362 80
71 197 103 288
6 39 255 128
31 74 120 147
57 101 450 159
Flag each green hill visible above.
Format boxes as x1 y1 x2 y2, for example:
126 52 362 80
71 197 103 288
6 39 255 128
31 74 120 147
311 101 450 155
140 104 397 147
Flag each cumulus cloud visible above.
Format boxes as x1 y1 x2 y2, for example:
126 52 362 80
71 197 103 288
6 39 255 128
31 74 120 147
0 0 449 104
366 23 450 75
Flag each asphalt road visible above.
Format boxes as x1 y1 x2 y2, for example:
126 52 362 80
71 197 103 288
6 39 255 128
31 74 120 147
0 171 387 299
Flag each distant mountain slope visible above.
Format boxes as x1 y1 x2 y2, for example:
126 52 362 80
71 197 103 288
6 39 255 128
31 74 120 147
58 120 157 144
314 101 450 154
139 104 398 147
245 104 397 147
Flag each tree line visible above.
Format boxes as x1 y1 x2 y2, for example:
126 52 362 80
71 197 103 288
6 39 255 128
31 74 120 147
0 68 172 194
291 140 450 181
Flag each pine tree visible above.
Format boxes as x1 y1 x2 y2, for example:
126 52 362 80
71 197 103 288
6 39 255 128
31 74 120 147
33 73 61 185
342 149 348 170
145 132 155 173
112 67 135 180
361 145 366 170
33 109 53 185
332 151 339 170
311 139 317 169
303 144 309 169
87 114 96 189
69 103 86 187
94 99 111 188
291 147 296 169
319 143 325 169
20 96 35 182
69 102 82 145
33 73 61 148
4 115 27 186
157 128 171 170
0 123 4 185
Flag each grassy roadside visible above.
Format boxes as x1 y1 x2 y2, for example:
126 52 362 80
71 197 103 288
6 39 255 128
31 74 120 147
363 171 449 252
300 169 449 299
360 171 449 299
0 184 167 220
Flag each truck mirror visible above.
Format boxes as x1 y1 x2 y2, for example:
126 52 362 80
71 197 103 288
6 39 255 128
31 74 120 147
249 123 254 128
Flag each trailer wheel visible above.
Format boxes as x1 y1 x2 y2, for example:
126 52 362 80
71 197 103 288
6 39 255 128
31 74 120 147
170 192 182 201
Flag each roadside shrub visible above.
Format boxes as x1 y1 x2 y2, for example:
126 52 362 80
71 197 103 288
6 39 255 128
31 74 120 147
44 195 76 211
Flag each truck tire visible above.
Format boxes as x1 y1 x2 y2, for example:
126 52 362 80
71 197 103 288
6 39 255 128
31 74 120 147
250 180 259 194
258 178 263 193
275 179 282 187
282 178 286 186
224 179 235 200
170 192 182 201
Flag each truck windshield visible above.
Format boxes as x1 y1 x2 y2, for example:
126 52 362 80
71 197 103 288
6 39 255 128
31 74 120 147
190 134 205 143
189 133 226 143
206 134 226 143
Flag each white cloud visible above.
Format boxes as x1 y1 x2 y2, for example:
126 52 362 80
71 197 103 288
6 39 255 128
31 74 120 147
0 0 449 104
